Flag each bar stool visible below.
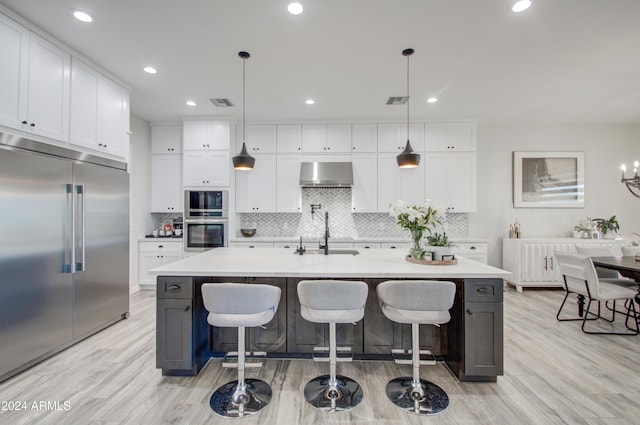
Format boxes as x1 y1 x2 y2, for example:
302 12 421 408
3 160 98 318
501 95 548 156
377 280 456 415
297 279 368 412
201 282 281 418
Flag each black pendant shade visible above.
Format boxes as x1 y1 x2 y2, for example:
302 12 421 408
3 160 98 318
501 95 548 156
396 48 420 169
233 51 255 170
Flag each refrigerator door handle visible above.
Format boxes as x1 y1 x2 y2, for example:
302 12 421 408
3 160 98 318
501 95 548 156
63 184 75 273
76 185 86 272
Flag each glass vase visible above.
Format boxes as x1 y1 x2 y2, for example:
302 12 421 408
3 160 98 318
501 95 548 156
409 229 426 260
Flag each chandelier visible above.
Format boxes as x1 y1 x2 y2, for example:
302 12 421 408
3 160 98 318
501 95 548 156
620 161 640 198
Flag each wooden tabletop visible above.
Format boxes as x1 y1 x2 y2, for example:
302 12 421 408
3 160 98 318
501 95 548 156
591 256 640 281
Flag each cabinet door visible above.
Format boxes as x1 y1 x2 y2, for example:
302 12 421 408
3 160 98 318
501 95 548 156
520 243 548 282
206 151 231 186
139 252 165 285
277 124 302 153
182 151 209 186
99 78 128 157
464 302 503 376
235 154 276 212
183 120 208 149
286 278 325 352
151 155 182 212
0 14 29 130
70 59 99 149
244 124 276 153
547 243 576 282
326 124 351 153
352 154 378 212
302 124 327 152
377 123 424 152
248 277 287 353
378 152 427 213
351 124 377 152
425 153 476 212
26 33 70 141
276 154 302 212
151 125 182 153
364 280 402 354
156 298 193 370
209 120 231 149
425 123 476 151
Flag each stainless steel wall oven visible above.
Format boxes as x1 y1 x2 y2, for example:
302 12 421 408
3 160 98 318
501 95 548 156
183 190 228 251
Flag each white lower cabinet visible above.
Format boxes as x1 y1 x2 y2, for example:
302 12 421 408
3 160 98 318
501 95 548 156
229 242 274 248
454 243 487 264
354 242 381 250
502 238 625 292
139 241 183 287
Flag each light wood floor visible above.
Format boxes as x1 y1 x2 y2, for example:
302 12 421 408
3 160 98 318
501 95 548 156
1 288 639 425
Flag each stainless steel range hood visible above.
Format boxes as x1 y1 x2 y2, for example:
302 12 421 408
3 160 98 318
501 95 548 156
299 162 353 187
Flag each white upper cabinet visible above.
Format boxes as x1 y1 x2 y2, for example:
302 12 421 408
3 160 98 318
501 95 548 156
0 14 70 142
351 124 377 152
424 152 476 212
151 124 182 153
425 123 476 151
276 124 302 153
0 14 29 132
238 124 277 154
276 154 302 212
377 123 424 153
351 154 378 213
183 119 231 150
150 154 182 213
183 150 230 187
70 58 129 158
377 153 425 212
301 124 351 153
235 154 277 212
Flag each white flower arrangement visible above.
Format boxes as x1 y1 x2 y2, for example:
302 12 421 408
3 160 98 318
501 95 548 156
389 200 443 234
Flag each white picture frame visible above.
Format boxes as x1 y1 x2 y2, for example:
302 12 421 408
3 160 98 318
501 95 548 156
513 151 584 208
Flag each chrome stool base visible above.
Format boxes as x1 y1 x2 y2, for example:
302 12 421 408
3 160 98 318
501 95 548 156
209 379 272 418
303 374 364 412
385 377 449 415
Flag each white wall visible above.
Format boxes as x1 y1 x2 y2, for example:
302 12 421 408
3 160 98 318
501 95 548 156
128 114 152 293
470 123 640 266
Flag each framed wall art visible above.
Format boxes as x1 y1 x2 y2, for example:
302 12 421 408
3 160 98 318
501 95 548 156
513 151 584 208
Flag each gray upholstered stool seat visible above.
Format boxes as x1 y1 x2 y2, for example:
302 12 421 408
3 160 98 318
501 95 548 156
377 280 456 416
297 279 368 412
201 282 281 419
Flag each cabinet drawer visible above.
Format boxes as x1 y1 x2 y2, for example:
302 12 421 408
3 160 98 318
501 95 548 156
456 243 486 253
274 242 296 249
464 279 503 303
158 277 194 299
354 242 381 250
381 242 410 250
140 241 183 253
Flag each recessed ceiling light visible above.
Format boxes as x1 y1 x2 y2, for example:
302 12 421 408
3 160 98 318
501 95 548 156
143 66 157 74
72 10 94 23
288 2 303 15
186 100 196 107
427 97 438 103
512 0 532 13
305 99 315 105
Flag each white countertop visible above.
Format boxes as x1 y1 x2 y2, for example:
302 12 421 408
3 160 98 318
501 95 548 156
150 247 509 279
229 236 488 244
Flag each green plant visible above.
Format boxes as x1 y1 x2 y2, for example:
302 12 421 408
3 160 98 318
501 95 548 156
573 224 590 232
593 215 620 235
426 232 455 247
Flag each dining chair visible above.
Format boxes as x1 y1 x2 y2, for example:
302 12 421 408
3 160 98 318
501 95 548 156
555 252 639 335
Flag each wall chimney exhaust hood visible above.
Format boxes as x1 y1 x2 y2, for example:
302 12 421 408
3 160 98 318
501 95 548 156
299 162 353 187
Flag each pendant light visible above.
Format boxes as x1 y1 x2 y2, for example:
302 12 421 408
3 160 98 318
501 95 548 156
396 48 420 168
232 51 256 170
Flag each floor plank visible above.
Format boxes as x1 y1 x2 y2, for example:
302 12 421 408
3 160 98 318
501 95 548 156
0 288 639 424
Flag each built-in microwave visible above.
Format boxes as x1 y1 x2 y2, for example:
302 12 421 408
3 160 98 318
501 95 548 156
184 190 228 218
183 218 228 252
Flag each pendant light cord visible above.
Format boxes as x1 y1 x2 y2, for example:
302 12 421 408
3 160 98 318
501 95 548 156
242 55 246 144
406 52 410 141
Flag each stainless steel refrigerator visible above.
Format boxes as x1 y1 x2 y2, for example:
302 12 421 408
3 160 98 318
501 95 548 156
0 134 130 383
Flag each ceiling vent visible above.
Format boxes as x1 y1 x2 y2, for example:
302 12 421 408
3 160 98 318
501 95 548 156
209 98 234 107
386 96 408 105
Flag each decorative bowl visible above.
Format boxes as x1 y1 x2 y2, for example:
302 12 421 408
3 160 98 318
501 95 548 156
240 228 256 237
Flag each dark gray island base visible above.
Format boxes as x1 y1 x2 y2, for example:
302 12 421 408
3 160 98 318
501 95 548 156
156 275 504 382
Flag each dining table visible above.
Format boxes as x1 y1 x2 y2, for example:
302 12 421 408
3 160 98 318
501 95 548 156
591 256 640 304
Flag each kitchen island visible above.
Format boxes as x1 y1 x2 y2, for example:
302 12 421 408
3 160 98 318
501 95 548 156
152 248 511 382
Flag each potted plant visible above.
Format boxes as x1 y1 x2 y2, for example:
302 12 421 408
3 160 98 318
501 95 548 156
389 200 442 260
593 216 620 239
426 232 456 261
572 224 590 239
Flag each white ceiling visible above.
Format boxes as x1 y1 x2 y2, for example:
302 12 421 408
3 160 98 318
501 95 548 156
2 0 640 124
